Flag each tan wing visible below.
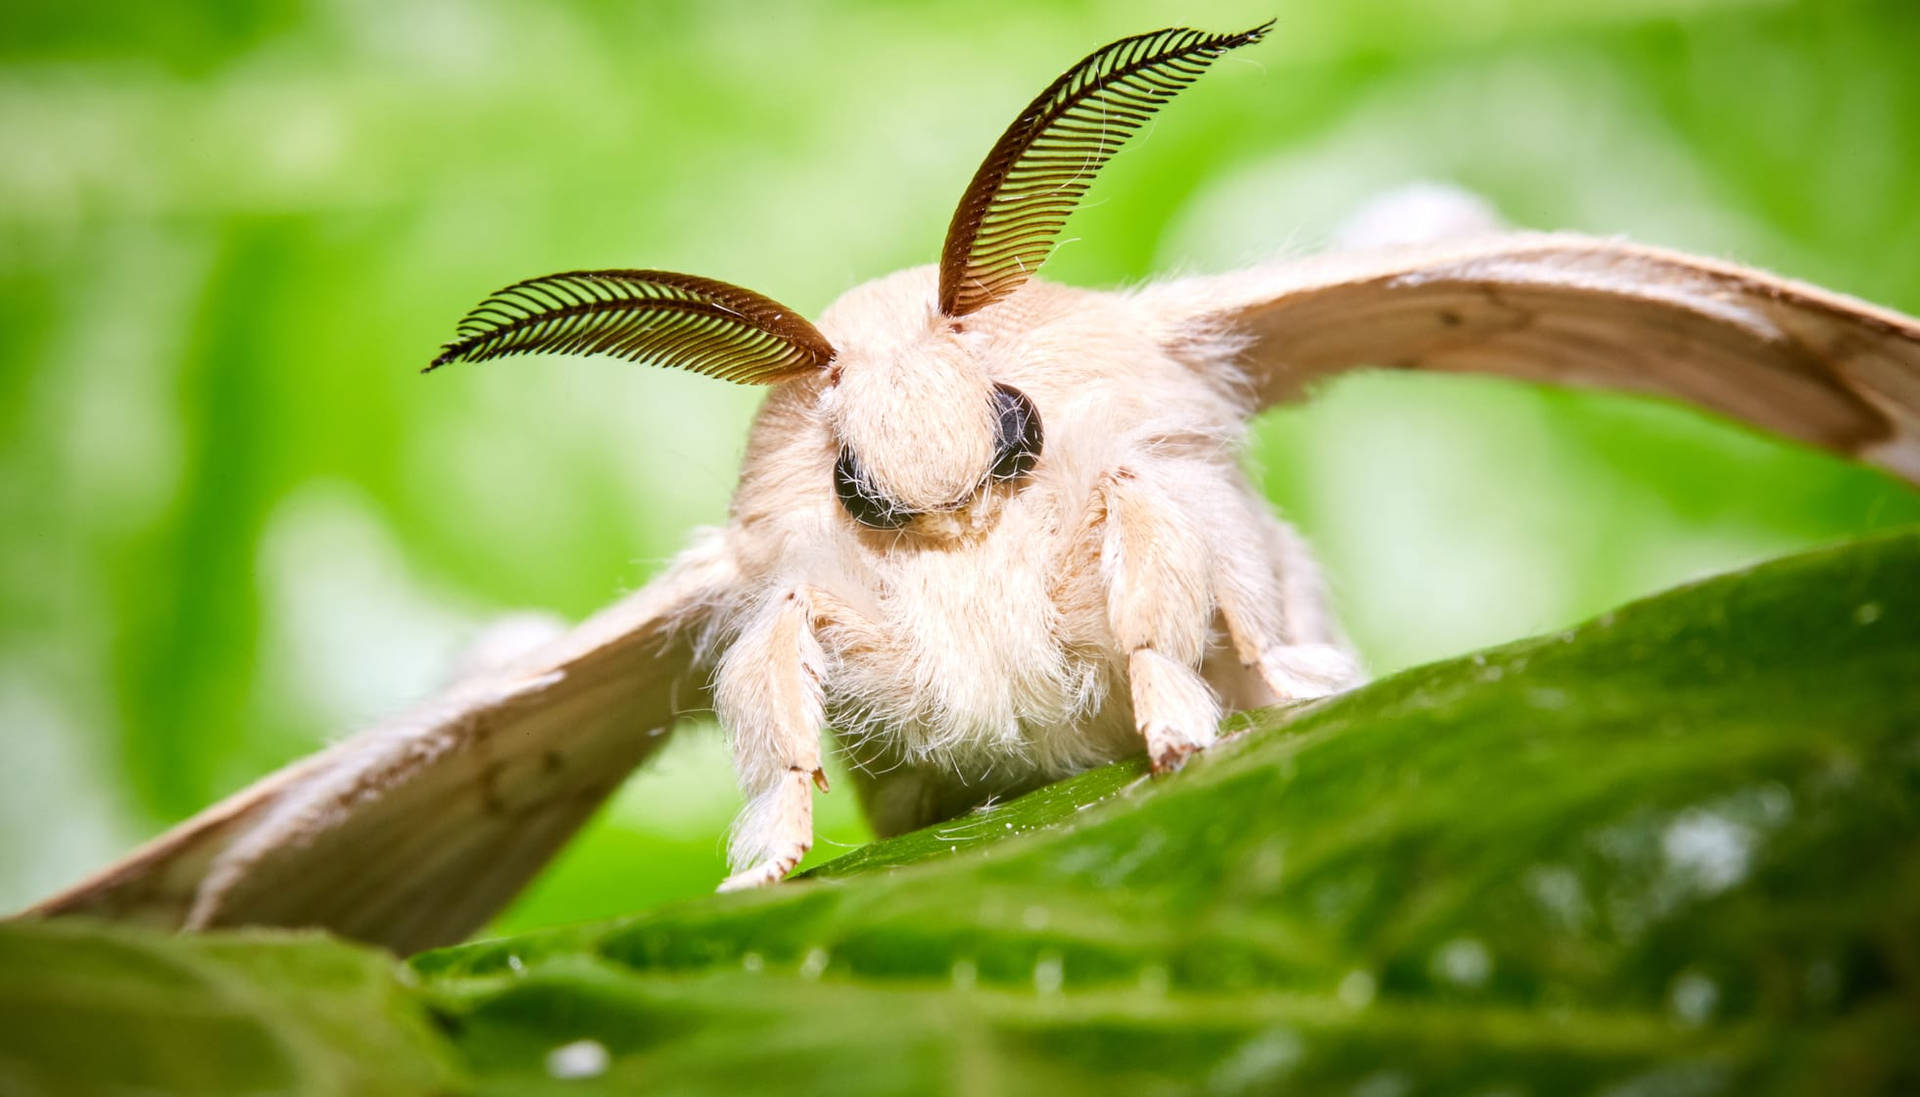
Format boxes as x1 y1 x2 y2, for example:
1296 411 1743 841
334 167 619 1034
1146 233 1920 485
20 530 737 954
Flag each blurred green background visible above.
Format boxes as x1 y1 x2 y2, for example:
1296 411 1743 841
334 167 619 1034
3 0 1917 933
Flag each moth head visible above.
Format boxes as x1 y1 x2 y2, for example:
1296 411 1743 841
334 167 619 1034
426 22 1270 534
818 19 1271 531
812 271 1043 530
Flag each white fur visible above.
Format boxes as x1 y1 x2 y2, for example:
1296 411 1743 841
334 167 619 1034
708 267 1359 882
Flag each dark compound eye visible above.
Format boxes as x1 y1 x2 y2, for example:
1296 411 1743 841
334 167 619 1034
990 384 1043 481
835 387 1041 530
834 448 914 530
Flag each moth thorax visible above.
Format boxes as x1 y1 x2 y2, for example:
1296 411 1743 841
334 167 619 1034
830 345 999 512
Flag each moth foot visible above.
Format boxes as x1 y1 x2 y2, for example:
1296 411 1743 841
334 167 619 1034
1148 736 1203 775
1130 647 1221 777
717 842 808 892
720 765 817 892
1256 643 1364 701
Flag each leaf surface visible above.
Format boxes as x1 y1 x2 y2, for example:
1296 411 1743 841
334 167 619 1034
416 529 1920 1096
5 531 1916 1095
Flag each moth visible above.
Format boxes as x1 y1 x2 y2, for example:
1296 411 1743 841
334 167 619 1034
24 24 1920 954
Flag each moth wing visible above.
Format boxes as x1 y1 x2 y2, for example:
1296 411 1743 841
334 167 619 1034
1145 233 1920 485
23 530 737 954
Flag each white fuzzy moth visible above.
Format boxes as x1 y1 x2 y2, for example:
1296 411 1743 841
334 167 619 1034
23 24 1920 953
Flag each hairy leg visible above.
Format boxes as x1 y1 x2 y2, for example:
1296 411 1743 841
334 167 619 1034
713 587 831 890
1212 484 1364 700
1097 464 1222 773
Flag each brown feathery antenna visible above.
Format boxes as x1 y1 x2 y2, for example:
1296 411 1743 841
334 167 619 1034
427 269 835 382
937 22 1273 319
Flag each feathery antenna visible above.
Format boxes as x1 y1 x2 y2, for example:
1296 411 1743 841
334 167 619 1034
428 270 834 382
937 22 1273 318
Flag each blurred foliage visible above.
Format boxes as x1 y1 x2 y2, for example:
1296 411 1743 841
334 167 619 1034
0 922 459 1096
3 0 1919 925
5 532 1917 1094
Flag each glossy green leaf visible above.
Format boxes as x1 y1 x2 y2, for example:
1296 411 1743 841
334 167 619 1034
0 921 461 1097
411 529 1920 1096
4 532 1913 1095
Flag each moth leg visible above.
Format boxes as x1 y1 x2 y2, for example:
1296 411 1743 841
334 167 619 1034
1213 487 1364 700
1098 466 1222 774
714 586 833 891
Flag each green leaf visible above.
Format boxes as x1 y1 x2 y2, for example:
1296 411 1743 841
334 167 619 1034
0 921 462 1097
5 530 1915 1095
412 529 1920 1096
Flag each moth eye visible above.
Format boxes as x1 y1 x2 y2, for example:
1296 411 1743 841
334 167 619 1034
990 384 1043 481
834 448 914 530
